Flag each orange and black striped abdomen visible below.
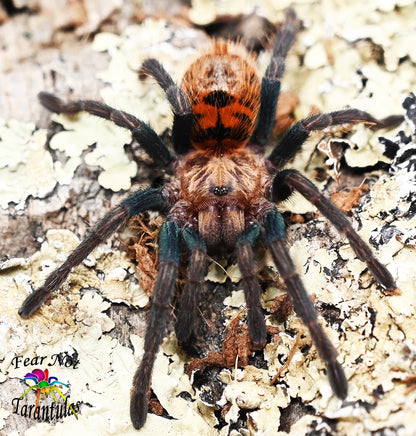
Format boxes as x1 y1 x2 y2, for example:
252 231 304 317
181 41 261 154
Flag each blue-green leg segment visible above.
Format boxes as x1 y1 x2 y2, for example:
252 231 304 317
130 221 180 429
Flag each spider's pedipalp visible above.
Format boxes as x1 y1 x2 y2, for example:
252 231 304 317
175 228 207 346
272 170 396 291
237 225 267 348
130 220 180 430
38 92 176 167
263 210 348 399
18 189 167 319
251 8 299 146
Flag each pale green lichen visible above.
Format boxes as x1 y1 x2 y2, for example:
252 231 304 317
223 290 246 308
50 113 135 191
0 120 56 209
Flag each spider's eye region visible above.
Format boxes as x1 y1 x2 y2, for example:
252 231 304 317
212 186 229 196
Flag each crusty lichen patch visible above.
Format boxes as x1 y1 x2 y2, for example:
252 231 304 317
0 120 55 209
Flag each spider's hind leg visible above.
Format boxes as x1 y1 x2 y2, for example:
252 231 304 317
263 209 348 399
38 92 176 168
250 8 300 147
140 58 194 154
272 169 396 291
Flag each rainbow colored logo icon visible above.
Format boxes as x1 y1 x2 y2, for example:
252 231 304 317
19 368 78 419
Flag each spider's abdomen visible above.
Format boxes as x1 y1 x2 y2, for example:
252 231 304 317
181 41 261 154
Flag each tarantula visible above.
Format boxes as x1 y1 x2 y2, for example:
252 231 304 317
19 9 401 429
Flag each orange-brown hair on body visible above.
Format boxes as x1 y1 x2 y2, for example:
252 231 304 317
181 40 261 154
175 149 271 251
175 41 269 252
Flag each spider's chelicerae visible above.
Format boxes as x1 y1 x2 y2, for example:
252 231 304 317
19 9 402 429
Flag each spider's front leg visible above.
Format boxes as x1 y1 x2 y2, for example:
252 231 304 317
263 210 348 399
130 220 180 430
19 189 166 317
272 169 396 291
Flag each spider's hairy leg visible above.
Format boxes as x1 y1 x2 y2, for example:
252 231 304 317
264 210 348 399
251 8 299 146
272 169 396 290
18 189 166 318
140 59 194 154
237 225 267 348
175 228 207 345
38 92 175 167
268 109 404 169
130 221 180 430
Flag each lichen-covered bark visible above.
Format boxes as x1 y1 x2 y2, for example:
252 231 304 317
1 1 416 435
